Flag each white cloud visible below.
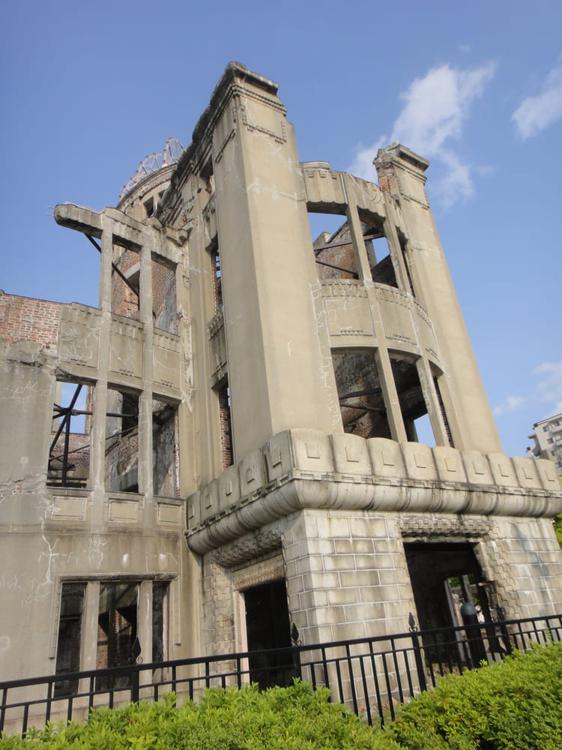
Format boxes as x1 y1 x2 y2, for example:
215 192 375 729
493 395 527 417
348 135 387 181
512 65 562 140
533 361 562 414
348 62 496 206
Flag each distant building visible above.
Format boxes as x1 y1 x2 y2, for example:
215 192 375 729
529 414 562 475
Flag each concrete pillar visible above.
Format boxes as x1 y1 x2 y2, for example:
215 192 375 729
80 580 100 673
139 240 154 517
375 145 502 453
90 220 113 523
212 69 341 459
342 175 372 281
416 357 450 446
138 580 152 685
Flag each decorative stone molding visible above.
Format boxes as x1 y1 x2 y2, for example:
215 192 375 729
185 429 562 554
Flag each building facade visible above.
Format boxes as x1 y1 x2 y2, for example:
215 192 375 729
1 63 562 694
529 414 562 475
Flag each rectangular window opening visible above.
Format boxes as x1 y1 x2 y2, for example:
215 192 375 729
96 582 139 691
433 374 454 447
308 212 359 281
365 225 399 288
217 379 233 468
152 256 177 334
54 582 86 696
331 349 391 438
111 245 141 321
210 241 223 311
144 197 155 218
397 230 415 296
105 388 139 493
152 398 178 497
48 380 92 488
390 355 436 445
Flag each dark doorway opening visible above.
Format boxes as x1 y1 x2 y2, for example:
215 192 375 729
405 543 493 664
244 579 298 688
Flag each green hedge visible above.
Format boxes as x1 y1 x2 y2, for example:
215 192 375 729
0 681 396 750
382 641 562 750
1 643 560 749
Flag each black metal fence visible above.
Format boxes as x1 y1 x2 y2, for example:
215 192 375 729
1 613 560 737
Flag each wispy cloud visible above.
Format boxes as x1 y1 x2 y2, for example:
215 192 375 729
533 360 562 414
493 395 527 417
348 62 496 207
512 65 562 140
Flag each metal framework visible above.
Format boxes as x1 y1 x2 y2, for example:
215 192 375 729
1 613 560 737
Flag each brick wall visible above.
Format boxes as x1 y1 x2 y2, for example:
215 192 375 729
0 293 62 349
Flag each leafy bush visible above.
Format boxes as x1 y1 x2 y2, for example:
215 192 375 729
0 681 398 750
381 641 562 750
2 644 560 749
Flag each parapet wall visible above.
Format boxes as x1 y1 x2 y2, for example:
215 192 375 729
0 293 63 349
186 429 562 554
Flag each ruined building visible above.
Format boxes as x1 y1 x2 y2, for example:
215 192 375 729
1 63 561 692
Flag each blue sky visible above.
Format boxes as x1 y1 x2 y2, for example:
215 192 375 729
2 1 562 457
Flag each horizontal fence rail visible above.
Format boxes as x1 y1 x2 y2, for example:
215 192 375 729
1 613 561 737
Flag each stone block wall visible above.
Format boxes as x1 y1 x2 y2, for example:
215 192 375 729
283 510 414 644
483 516 562 618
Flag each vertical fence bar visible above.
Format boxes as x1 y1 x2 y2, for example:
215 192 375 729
381 652 395 721
390 638 404 704
345 644 359 714
131 668 139 703
45 682 53 724
0 687 7 734
358 655 372 725
410 629 427 692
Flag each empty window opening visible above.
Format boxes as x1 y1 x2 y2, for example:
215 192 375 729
48 380 92 488
111 245 141 320
152 398 178 497
105 389 139 493
209 241 223 311
54 582 86 696
244 579 297 688
152 256 177 334
96 582 139 691
217 379 233 468
200 158 215 195
152 581 169 663
390 355 436 445
433 374 454 447
405 543 493 665
308 213 359 280
397 230 415 295
365 225 398 288
332 350 391 438
144 197 155 218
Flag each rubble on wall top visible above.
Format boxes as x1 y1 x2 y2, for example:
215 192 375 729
119 137 184 201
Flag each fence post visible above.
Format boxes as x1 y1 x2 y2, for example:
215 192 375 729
130 667 140 703
497 608 513 656
409 614 427 693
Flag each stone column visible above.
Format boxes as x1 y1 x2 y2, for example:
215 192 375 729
89 219 113 524
211 68 342 459
375 145 501 453
139 239 154 525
